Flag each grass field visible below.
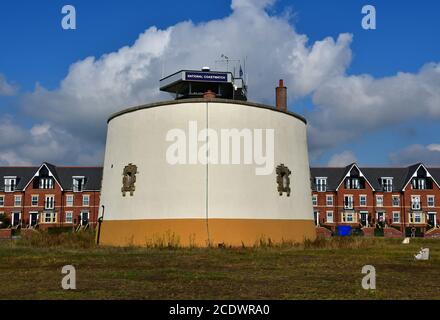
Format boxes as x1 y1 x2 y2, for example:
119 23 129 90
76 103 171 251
0 232 439 300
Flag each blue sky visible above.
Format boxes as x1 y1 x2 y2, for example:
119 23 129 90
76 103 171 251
1 0 440 166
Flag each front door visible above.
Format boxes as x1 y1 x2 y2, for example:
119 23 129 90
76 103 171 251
80 212 89 226
377 212 385 228
313 211 319 226
428 212 437 228
360 212 368 227
12 212 21 227
30 213 38 227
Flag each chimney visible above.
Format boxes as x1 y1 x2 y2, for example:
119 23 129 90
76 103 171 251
275 79 287 111
203 90 216 100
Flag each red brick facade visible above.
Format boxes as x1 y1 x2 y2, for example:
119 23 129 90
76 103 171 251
312 163 440 237
0 163 101 231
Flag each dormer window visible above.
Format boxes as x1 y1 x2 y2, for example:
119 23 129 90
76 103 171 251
381 178 393 192
412 178 428 190
73 176 85 192
345 177 364 189
315 177 327 192
32 166 55 189
4 176 17 192
39 177 54 189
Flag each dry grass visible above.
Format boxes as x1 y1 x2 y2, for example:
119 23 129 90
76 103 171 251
16 229 96 249
0 234 439 300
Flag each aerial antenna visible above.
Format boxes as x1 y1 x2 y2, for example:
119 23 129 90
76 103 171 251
215 54 240 75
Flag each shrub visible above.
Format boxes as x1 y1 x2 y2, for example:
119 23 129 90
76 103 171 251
0 214 10 229
17 229 96 249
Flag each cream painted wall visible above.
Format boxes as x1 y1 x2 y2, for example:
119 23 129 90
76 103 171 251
208 102 313 220
100 102 207 220
100 101 313 222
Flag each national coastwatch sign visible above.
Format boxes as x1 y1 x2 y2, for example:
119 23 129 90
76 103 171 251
185 71 228 82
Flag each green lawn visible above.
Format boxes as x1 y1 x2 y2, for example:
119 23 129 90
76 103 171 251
0 236 439 300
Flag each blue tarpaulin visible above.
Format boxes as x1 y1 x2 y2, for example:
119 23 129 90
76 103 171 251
338 226 351 236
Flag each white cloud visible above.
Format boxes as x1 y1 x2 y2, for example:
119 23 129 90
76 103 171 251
0 74 17 96
327 151 357 167
0 0 438 166
21 0 352 150
389 144 440 166
0 117 104 166
308 63 440 152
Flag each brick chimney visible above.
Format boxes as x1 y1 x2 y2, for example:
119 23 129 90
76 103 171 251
203 90 216 100
275 79 287 111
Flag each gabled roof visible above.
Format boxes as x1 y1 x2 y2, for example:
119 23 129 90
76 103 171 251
23 162 64 191
310 167 347 191
361 167 408 192
401 163 440 191
0 167 38 191
335 163 376 191
56 167 103 191
310 163 440 192
0 163 103 192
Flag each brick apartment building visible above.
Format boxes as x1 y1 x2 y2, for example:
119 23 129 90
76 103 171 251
311 163 440 237
0 163 101 230
1 161 439 238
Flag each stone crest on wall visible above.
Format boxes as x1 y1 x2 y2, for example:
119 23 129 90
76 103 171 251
121 163 138 197
276 164 291 197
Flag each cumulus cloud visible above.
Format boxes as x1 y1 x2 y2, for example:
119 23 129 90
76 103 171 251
0 74 17 96
0 117 104 166
21 0 352 148
0 0 438 166
327 151 357 167
308 63 440 152
389 144 440 166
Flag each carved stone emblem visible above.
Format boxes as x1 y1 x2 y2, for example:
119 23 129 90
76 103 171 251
121 163 137 197
276 164 291 197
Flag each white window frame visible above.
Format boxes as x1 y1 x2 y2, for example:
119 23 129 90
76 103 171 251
44 211 56 223
414 212 422 223
427 195 435 208
392 211 400 224
65 211 73 223
14 195 22 207
342 212 355 223
359 195 367 207
45 195 55 210
381 177 393 192
31 195 39 207
376 195 384 207
315 177 327 192
39 177 54 189
73 176 85 192
66 194 74 207
0 195 4 207
411 196 421 210
344 195 354 209
392 195 400 207
4 177 17 192
326 195 333 207
312 195 318 207
326 211 334 223
82 195 90 207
